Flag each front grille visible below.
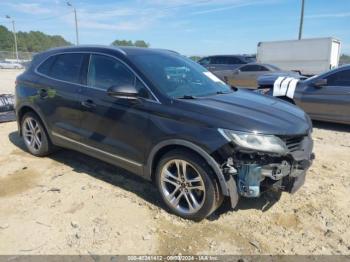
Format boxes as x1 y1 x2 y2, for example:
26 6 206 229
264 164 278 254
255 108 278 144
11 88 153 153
283 136 305 152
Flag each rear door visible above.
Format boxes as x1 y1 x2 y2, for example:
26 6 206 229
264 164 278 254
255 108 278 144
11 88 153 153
35 53 87 141
79 53 154 172
298 68 350 123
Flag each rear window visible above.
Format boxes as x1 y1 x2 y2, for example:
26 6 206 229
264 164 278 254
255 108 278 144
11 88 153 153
37 53 84 84
37 56 56 75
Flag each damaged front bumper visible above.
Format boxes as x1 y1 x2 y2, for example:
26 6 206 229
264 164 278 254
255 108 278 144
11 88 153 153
219 133 314 207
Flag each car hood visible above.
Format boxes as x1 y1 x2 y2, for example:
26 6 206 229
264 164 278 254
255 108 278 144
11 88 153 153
176 89 311 136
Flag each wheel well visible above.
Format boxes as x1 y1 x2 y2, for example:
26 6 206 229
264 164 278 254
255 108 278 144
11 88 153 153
17 106 41 135
150 145 219 184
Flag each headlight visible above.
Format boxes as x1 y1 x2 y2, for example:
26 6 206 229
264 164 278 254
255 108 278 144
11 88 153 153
218 128 287 155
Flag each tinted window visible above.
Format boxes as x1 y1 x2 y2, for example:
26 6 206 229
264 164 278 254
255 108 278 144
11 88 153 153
226 57 243 64
198 58 210 65
87 54 135 91
243 57 256 63
211 56 243 65
49 54 84 84
135 78 150 99
37 56 56 75
326 70 350 86
210 56 225 64
240 65 265 72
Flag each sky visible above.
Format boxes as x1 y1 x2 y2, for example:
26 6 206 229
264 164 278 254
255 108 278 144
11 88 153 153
0 0 349 55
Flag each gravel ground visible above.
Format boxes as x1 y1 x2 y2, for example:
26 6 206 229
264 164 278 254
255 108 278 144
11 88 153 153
0 69 23 95
0 70 349 255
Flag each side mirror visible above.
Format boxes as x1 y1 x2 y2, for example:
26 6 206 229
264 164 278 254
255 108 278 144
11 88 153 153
313 78 327 88
107 84 139 100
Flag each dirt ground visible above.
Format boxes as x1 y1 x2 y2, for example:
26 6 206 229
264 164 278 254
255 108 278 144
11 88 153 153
0 69 23 95
0 70 350 255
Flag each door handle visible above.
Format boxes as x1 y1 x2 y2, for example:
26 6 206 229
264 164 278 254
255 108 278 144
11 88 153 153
38 88 48 98
81 99 96 109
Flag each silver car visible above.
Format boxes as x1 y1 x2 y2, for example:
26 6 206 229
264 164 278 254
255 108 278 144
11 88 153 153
0 61 23 69
214 63 299 89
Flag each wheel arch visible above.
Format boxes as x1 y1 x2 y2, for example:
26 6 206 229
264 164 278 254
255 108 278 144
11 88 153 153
146 139 229 196
17 105 49 136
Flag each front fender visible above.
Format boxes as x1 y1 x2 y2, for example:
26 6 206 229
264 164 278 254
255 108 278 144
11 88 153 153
145 139 232 196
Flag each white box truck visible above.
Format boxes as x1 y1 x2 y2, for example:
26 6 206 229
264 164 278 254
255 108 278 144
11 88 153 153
257 37 341 76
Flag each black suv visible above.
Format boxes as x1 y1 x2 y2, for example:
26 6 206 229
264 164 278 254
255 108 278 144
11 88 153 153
198 55 256 72
15 46 314 221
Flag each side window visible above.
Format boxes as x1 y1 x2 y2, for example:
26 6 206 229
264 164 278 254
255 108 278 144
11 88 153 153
37 56 56 75
258 66 269 71
240 65 260 72
135 78 151 99
87 54 150 99
48 53 84 84
199 58 210 65
211 56 225 64
226 57 242 64
326 70 350 86
87 54 134 90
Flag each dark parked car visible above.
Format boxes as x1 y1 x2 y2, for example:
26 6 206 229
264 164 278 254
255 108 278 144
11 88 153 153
258 65 350 125
198 55 255 72
15 46 314 221
214 63 300 89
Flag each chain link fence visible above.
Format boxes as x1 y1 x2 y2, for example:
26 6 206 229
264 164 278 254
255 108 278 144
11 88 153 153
0 51 35 62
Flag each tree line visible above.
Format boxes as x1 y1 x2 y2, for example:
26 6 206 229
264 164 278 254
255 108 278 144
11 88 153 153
0 25 150 53
0 25 71 52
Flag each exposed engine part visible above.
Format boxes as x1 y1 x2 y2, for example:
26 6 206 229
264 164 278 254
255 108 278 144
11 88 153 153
237 164 265 198
261 160 291 180
237 161 292 198
222 157 237 176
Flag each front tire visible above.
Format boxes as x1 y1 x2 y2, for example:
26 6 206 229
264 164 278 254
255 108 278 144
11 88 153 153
155 149 222 221
21 112 53 156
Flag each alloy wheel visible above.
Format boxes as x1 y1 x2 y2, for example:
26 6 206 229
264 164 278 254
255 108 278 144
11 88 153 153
23 117 42 152
160 159 206 214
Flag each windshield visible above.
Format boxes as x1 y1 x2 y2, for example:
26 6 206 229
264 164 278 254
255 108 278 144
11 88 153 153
130 53 232 98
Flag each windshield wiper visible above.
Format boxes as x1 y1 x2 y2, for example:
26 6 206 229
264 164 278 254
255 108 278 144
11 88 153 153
177 95 196 99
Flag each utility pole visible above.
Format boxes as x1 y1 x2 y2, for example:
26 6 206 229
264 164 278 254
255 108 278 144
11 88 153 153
5 15 19 61
66 2 79 45
298 0 305 40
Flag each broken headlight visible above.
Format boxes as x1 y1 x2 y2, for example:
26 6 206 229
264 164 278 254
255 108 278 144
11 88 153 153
218 129 288 155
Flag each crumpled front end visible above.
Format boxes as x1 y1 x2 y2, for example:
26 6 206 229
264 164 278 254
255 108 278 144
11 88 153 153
216 133 314 207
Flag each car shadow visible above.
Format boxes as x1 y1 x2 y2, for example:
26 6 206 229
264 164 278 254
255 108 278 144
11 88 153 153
312 120 350 132
9 131 281 221
8 131 163 208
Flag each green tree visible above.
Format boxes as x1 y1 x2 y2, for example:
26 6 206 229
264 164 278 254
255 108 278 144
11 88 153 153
189 56 202 62
0 25 71 52
340 54 350 65
111 40 134 47
134 40 149 48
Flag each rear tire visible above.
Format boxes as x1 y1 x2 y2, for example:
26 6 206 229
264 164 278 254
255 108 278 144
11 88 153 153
155 149 223 221
21 112 53 156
